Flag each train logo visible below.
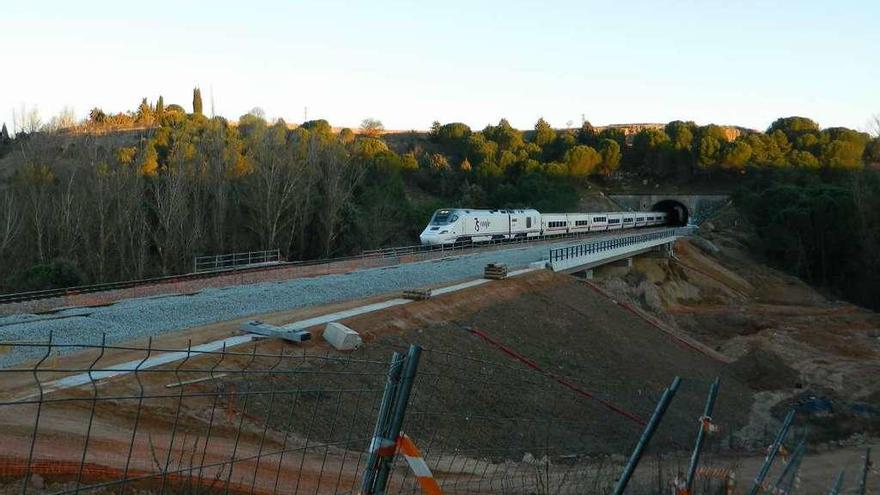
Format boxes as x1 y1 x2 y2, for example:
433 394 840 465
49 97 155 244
474 218 490 231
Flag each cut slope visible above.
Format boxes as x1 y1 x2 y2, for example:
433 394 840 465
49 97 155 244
340 270 754 455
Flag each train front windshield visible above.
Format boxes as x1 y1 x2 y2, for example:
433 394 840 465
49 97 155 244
430 210 458 225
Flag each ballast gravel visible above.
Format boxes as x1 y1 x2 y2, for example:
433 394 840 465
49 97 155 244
0 231 666 367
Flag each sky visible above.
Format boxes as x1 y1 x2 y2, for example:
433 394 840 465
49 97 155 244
2 0 879 134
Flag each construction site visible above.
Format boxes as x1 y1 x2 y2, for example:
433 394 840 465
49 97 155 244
0 203 878 495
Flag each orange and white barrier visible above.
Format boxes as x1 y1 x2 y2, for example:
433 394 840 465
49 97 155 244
369 433 441 495
397 434 442 495
699 415 719 434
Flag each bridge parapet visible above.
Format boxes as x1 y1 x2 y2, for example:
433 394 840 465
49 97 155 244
547 227 695 273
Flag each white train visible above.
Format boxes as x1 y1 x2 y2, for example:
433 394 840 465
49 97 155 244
419 208 668 246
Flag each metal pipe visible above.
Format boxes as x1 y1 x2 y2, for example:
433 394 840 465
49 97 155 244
612 376 681 495
748 409 796 495
358 351 404 495
685 377 720 491
373 345 423 494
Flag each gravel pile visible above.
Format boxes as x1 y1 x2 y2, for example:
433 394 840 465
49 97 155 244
0 230 672 368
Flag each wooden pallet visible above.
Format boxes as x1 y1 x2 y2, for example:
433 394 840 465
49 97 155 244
484 263 508 280
402 288 432 300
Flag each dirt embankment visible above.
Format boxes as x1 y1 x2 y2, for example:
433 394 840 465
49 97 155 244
590 205 880 444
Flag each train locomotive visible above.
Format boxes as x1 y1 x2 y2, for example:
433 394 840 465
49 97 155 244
419 208 669 246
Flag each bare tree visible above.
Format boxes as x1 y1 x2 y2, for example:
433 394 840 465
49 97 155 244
148 141 203 274
242 123 310 252
43 106 78 133
359 118 384 138
0 188 21 256
314 137 365 257
14 104 42 134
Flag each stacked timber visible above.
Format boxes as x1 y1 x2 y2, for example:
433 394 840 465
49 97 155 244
402 288 432 300
484 263 508 280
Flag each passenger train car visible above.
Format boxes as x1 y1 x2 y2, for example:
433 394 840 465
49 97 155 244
419 208 668 246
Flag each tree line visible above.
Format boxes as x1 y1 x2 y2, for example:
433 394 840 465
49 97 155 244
0 91 878 292
736 168 880 311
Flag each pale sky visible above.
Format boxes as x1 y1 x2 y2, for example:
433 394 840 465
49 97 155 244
2 0 878 134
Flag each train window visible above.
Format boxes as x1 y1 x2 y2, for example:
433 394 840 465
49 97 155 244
637 217 644 222
527 217 532 228
608 218 620 224
623 218 633 223
431 210 452 225
450 215 459 222
593 216 606 222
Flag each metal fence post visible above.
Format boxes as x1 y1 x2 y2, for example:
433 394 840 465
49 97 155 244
359 351 405 494
373 345 422 494
859 447 871 495
685 377 720 492
828 470 845 495
612 376 681 495
748 409 796 495
774 434 807 493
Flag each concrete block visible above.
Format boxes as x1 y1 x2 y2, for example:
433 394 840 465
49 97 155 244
323 322 363 351
240 320 311 343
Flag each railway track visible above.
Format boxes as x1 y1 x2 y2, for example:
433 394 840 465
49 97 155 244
0 226 678 305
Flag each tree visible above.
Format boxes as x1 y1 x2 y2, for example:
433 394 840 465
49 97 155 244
564 145 602 179
136 98 154 125
697 136 722 169
354 138 389 159
0 188 21 257
533 118 556 147
665 121 695 150
820 140 864 169
89 107 107 125
156 95 165 119
768 116 820 141
192 87 203 115
1 123 9 142
788 150 820 168
360 118 384 138
484 119 524 151
719 141 752 170
434 122 472 143
597 139 622 176
577 121 596 146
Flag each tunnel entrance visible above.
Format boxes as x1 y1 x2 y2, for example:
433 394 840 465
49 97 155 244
652 199 689 226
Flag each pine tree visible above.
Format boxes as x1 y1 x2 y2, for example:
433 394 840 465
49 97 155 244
1 123 9 142
137 98 154 124
156 96 165 118
192 87 203 115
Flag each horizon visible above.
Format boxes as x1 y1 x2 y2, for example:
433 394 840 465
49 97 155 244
2 0 879 134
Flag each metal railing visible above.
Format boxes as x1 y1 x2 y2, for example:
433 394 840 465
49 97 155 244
193 249 282 273
549 227 694 263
